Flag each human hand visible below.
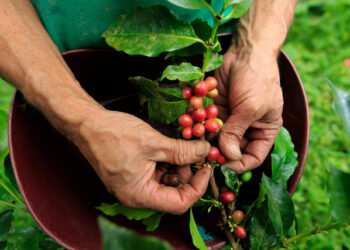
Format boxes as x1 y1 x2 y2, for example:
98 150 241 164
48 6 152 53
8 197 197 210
73 109 211 214
214 46 283 173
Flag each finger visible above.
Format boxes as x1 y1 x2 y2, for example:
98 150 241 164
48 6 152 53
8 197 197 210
226 138 274 173
144 167 211 214
153 137 210 166
177 165 193 184
219 112 253 161
217 104 229 121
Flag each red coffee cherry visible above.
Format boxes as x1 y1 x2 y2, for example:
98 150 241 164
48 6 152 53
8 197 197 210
206 104 219 119
232 210 245 223
193 81 209 97
182 88 192 100
205 76 218 91
207 146 220 161
186 106 195 115
192 123 206 137
217 154 227 165
182 127 192 139
234 226 247 239
214 118 224 128
189 96 203 108
205 119 221 133
207 88 218 99
192 107 207 122
178 114 193 127
220 191 235 204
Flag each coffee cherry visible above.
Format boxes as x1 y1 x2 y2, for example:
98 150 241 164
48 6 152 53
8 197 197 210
161 173 181 187
178 114 193 127
234 226 247 239
220 191 235 204
217 154 227 165
192 107 207 122
189 96 203 108
205 119 221 133
205 76 218 91
242 171 252 182
232 210 245 223
207 88 218 99
214 118 224 128
186 106 194 115
206 104 219 119
193 81 209 97
207 146 220 161
192 123 205 137
182 127 192 139
182 88 192 100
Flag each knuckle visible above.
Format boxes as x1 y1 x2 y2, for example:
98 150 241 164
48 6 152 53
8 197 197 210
172 139 192 165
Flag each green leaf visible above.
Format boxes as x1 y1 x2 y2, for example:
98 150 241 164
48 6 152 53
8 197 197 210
98 216 173 250
271 127 298 184
142 213 164 232
159 87 183 101
226 0 246 6
165 44 206 59
262 175 295 236
189 208 208 250
0 210 14 236
102 6 203 57
249 201 278 250
0 110 8 152
0 241 6 249
203 52 223 72
4 154 18 192
166 0 211 10
202 96 214 108
148 99 188 124
161 63 203 82
128 76 160 99
96 202 157 220
6 227 43 250
327 78 350 138
0 79 14 112
191 19 212 42
328 166 350 223
220 165 237 190
226 0 252 19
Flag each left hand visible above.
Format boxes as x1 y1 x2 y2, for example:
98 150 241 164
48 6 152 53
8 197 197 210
214 46 283 173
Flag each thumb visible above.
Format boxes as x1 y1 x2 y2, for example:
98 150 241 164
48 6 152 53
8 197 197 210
154 136 210 165
219 112 251 161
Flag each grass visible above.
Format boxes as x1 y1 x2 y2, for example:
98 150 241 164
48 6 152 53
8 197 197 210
1 0 350 248
283 0 350 248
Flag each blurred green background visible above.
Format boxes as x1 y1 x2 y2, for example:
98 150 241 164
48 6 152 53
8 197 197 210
1 0 350 249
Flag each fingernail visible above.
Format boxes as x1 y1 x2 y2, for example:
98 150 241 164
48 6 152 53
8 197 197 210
194 140 210 157
228 144 242 160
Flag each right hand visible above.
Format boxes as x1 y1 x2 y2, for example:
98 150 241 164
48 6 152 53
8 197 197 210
74 109 211 214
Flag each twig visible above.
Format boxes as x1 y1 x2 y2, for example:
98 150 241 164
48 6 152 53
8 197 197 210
209 170 238 250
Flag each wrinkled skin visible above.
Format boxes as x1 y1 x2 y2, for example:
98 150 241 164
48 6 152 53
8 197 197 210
215 47 283 173
75 110 211 214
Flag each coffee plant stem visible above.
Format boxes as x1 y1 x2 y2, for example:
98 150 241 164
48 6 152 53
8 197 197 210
269 222 349 250
0 178 25 206
209 170 238 249
202 19 220 73
0 200 22 210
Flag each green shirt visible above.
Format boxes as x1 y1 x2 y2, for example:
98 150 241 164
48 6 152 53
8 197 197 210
31 0 235 52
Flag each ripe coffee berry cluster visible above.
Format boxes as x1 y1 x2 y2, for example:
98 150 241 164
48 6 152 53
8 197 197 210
207 146 227 164
178 77 223 139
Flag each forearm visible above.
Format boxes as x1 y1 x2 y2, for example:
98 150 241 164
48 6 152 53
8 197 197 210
0 0 102 140
235 0 297 58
